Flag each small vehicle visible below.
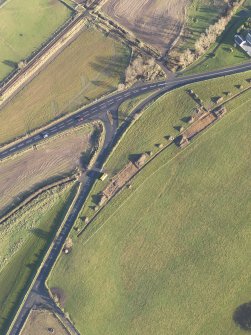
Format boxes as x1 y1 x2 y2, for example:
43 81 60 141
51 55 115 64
74 116 84 122
42 133 49 139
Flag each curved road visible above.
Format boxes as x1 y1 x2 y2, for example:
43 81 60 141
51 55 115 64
1 61 251 161
4 60 251 335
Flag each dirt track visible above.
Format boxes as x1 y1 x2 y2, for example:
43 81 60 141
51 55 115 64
102 0 189 55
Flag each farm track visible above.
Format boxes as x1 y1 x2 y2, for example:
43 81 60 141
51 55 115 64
2 49 251 335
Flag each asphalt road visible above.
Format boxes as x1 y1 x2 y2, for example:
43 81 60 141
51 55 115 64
1 60 251 162
4 60 251 335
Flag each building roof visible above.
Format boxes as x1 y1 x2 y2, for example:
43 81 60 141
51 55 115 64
235 34 245 46
246 32 251 45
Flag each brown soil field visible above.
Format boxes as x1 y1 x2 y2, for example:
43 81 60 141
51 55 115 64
102 0 189 55
20 309 71 335
0 125 94 215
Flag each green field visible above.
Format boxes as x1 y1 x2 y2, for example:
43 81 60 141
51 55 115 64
0 22 130 146
118 92 156 125
76 70 251 223
182 0 251 74
0 0 71 80
0 183 77 334
176 0 227 52
48 87 251 334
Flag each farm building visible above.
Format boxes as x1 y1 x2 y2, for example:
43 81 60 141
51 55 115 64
235 32 251 56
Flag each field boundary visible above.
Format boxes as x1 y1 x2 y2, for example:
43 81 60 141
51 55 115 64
0 176 76 225
0 12 87 109
5 182 81 335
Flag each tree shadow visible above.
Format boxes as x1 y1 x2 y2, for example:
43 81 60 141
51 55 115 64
90 52 129 83
128 153 142 163
2 59 17 69
233 302 251 331
181 116 191 123
91 80 114 90
91 193 102 206
31 228 50 240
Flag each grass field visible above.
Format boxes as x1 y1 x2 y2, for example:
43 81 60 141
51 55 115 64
118 92 155 125
76 70 251 222
0 124 95 216
177 0 227 51
0 0 71 80
183 0 251 74
0 183 77 334
48 87 251 335
0 23 130 146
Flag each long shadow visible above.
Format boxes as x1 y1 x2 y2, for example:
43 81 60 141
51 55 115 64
2 60 18 69
90 52 129 83
233 302 251 331
31 228 50 240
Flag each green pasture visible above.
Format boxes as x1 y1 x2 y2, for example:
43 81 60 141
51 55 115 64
0 183 77 334
0 0 71 80
77 70 251 222
48 89 251 335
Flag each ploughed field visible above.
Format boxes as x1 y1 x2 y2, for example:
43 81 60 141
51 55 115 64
0 0 71 80
0 125 94 217
49 78 251 334
102 0 189 55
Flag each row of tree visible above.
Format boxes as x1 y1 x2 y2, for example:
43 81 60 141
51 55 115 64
118 55 164 89
179 0 245 68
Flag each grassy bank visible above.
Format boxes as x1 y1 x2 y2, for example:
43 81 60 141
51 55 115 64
48 88 251 335
0 183 78 334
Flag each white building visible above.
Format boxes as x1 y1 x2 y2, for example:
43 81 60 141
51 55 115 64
235 32 251 57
